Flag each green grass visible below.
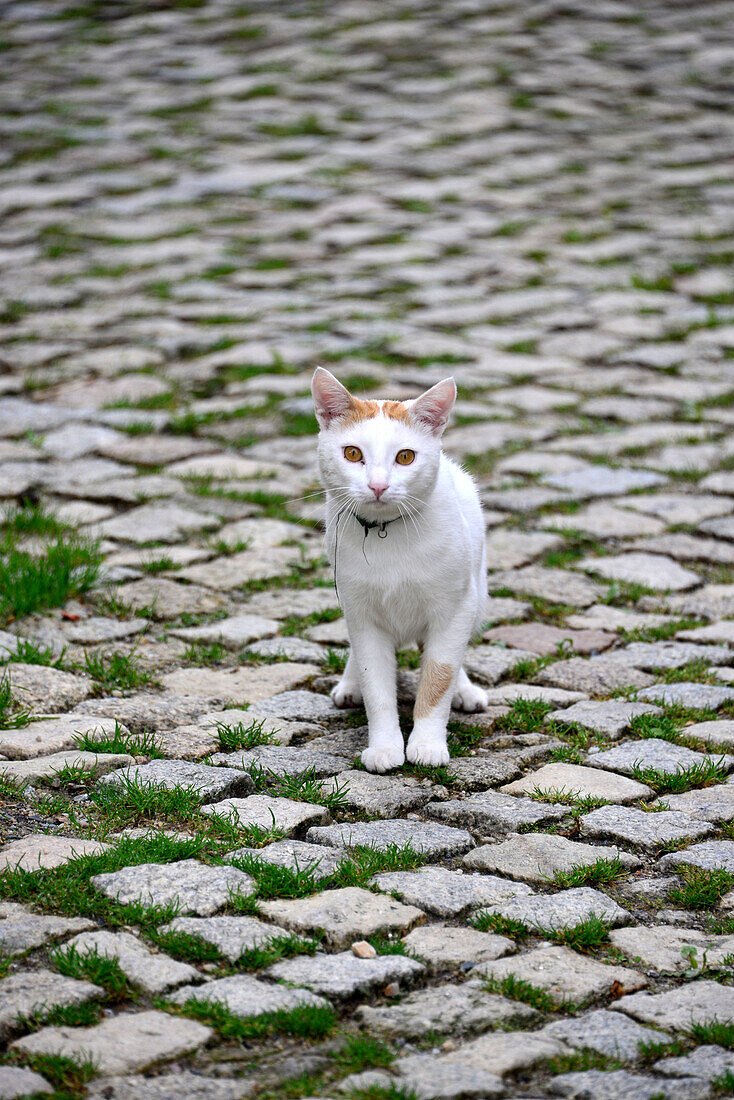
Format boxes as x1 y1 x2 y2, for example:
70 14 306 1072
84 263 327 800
484 972 560 1012
235 932 320 971
81 648 155 691
8 1051 97 1095
527 786 608 813
667 865 734 910
335 1034 394 1072
322 648 347 674
537 914 612 952
51 943 133 1001
17 999 103 1032
552 856 628 888
0 509 102 624
152 928 223 964
471 912 530 939
246 762 349 814
494 697 553 734
447 719 486 756
0 675 31 730
687 1018 734 1050
73 722 164 758
168 996 336 1040
0 638 63 667
182 641 230 666
216 717 277 751
88 775 204 828
630 758 730 794
545 1048 621 1074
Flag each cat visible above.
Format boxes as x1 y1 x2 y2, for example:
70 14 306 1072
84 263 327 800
311 366 488 773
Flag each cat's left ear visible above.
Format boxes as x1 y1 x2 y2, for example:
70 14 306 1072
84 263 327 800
409 377 456 436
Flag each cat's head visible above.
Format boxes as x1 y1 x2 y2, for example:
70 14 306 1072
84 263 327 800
311 366 456 520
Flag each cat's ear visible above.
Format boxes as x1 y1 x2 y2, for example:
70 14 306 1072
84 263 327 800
409 377 456 435
311 367 353 430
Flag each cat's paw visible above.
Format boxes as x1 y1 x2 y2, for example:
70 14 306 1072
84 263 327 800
361 742 405 773
452 681 488 713
331 680 363 708
406 735 450 767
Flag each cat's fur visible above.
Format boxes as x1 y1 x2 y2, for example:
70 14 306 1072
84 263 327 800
311 367 487 773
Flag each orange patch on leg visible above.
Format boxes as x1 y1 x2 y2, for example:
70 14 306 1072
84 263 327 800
415 660 454 719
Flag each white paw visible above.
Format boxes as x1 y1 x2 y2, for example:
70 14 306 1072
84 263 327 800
331 680 363 708
452 682 488 713
361 742 405 773
406 735 450 767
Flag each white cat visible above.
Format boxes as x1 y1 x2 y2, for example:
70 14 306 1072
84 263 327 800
311 367 488 773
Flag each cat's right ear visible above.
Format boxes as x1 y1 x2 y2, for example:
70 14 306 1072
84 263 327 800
311 367 353 430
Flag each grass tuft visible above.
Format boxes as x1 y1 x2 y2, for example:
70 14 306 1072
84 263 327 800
552 856 627 888
630 757 730 794
667 865 734 910
169 996 337 1040
216 717 277 751
0 675 31 730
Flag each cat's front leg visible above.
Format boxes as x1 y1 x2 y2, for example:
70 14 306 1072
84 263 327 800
406 618 472 766
347 619 404 773
331 651 363 708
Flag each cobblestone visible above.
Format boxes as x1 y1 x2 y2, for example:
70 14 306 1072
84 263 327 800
2 2 734 1094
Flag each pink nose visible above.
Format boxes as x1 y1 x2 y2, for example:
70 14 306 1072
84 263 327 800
369 482 388 500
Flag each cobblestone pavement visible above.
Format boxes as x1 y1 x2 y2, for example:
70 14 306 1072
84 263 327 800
1 0 734 1096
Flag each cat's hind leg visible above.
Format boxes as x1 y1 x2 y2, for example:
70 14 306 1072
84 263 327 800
452 667 488 713
330 650 363 708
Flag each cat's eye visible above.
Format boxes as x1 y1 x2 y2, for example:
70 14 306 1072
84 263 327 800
395 449 415 465
344 446 363 462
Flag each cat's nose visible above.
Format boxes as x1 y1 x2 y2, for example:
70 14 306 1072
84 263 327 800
369 481 388 500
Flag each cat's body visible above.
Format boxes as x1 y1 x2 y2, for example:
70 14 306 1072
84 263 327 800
312 367 488 773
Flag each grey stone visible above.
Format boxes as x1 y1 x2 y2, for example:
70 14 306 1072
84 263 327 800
0 902 93 955
86 1074 253 1100
613 979 734 1031
502 762 652 803
63 930 198 994
210 745 348 779
427 790 569 835
581 806 715 852
202 795 329 834
167 974 328 1015
260 886 424 948
395 1030 567 1093
0 834 110 872
576 553 700 592
478 945 646 1006
544 467 666 497
476 885 629 931
401 924 515 970
465 833 640 884
355 983 538 1039
91 860 256 915
488 565 604 608
543 1009 668 1061
589 738 732 778
160 663 320 705
307 819 473 858
0 1067 53 1098
609 925 734 975
99 759 255 801
201 708 313 746
536 655 655 694
655 1045 734 1083
624 642 734 670
547 1070 708 1099
680 623 734 645
0 714 125 760
99 503 219 544
0 750 134 785
225 839 345 878
655 785 734 822
235 690 336 723
484 622 615 657
638 682 734 708
320 770 436 816
370 866 533 917
546 700 662 739
659 840 734 874
170 614 280 649
159 915 301 962
266 951 424 998
462 645 538 685
4 663 92 712
114 578 228 619
11 1010 212 1075
0 968 102 1040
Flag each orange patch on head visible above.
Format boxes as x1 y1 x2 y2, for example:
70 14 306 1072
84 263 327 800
382 400 410 424
414 660 454 719
340 397 380 426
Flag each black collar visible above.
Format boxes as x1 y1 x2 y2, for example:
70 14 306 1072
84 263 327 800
354 514 401 539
